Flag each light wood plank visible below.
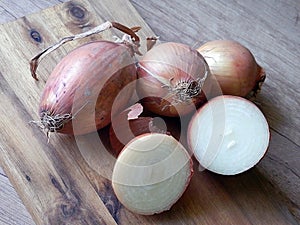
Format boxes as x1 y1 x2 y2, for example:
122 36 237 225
0 1 112 225
0 75 117 225
0 0 138 224
0 0 152 224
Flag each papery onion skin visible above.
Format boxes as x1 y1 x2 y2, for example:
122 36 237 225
197 40 265 97
109 117 155 157
39 41 136 135
136 42 212 117
109 115 181 157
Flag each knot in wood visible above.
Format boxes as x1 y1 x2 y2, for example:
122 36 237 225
70 5 85 19
66 2 90 26
61 200 79 218
30 29 42 43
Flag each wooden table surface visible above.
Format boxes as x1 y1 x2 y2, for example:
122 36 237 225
0 0 299 225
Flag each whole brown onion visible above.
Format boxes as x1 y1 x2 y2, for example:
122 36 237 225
197 40 266 98
31 22 140 135
40 41 136 135
136 42 212 117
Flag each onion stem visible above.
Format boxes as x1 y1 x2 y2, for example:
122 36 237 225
30 21 140 80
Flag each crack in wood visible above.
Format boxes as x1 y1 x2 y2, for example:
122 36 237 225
0 172 8 178
295 9 299 26
270 127 300 149
266 154 300 180
98 180 122 224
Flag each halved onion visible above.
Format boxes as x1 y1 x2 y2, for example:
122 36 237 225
112 133 193 215
187 95 270 175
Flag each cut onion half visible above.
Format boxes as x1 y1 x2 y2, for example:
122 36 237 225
188 95 270 175
112 133 193 215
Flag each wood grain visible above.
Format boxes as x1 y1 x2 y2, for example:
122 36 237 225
0 0 299 224
0 73 117 225
0 174 35 225
0 0 68 23
130 0 300 144
0 0 151 224
131 0 300 221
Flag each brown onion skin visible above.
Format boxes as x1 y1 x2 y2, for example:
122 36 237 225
136 42 212 117
109 114 181 157
39 41 136 135
197 40 265 97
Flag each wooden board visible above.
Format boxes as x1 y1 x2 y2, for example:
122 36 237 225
0 0 299 224
0 168 34 225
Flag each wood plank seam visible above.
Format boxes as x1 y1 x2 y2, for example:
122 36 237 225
271 127 300 150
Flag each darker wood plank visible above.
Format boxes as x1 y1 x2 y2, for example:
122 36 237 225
217 168 299 225
130 0 300 222
130 0 300 144
0 0 69 23
0 6 16 24
0 175 35 225
0 167 6 177
259 129 300 221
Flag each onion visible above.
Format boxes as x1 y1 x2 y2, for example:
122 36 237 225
109 111 181 156
136 42 212 117
197 40 266 97
187 95 270 175
30 21 140 135
112 133 193 215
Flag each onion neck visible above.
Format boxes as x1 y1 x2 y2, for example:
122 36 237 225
163 70 209 105
172 78 206 103
137 62 210 104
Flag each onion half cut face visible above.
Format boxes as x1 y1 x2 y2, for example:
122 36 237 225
112 133 193 215
188 95 270 175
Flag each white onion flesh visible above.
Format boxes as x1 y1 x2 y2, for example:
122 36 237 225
112 133 193 215
188 95 269 175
